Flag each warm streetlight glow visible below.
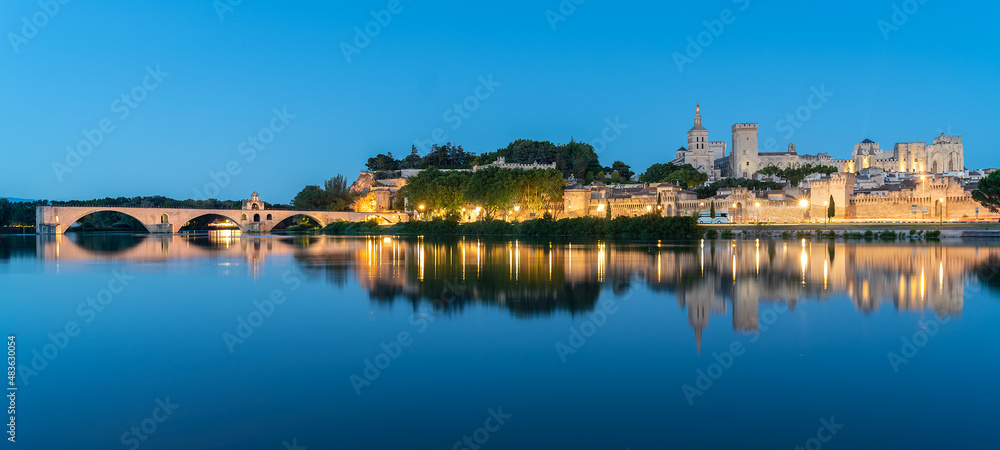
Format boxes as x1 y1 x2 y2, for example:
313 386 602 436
823 201 828 206
755 202 761 208
475 206 482 212
597 204 606 211
514 206 520 212
920 175 926 181
647 205 653 211
799 199 809 208
732 203 737 208
418 204 425 211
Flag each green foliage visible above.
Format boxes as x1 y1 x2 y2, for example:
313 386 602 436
694 178 783 199
0 199 42 227
322 216 701 239
720 229 734 239
292 174 357 211
605 201 612 220
926 230 942 238
709 202 716 219
878 230 897 240
464 167 516 220
398 168 473 216
758 164 838 185
365 152 400 172
474 139 603 180
610 161 634 180
972 171 1000 214
639 163 708 188
705 228 718 239
827 195 836 220
863 230 874 238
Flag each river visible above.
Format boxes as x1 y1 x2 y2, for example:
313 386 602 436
1 232 998 449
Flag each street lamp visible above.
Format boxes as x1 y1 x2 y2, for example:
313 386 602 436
939 197 945 224
823 201 829 225
755 202 761 224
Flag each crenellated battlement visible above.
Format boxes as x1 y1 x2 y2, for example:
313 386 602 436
732 123 759 132
934 134 962 144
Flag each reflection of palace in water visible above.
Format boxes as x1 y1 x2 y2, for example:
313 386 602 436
21 233 997 344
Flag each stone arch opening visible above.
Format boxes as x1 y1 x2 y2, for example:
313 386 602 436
269 214 326 232
932 161 939 173
252 204 260 210
161 213 169 224
241 214 248 221
266 214 273 221
666 204 673 217
63 210 150 233
176 213 244 232
253 214 261 222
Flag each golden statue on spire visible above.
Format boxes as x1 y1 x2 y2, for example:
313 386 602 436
696 103 700 114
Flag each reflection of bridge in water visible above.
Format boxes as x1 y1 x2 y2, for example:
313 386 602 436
23 233 997 349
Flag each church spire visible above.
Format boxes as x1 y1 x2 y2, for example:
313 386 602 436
694 103 702 127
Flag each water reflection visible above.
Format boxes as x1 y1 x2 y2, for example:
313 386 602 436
11 233 998 335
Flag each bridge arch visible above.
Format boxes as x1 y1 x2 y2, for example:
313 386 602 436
264 212 328 233
61 208 152 233
173 211 249 232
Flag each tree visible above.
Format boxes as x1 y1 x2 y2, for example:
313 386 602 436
827 195 836 223
972 171 1000 218
710 202 716 219
465 167 516 220
365 153 399 172
605 201 612 220
292 175 357 211
401 146 423 169
638 162 707 188
611 161 634 180
291 185 331 211
399 168 471 216
694 178 783 199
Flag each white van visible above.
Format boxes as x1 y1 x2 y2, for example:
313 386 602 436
697 212 730 224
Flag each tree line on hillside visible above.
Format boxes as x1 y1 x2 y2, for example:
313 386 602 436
366 139 604 184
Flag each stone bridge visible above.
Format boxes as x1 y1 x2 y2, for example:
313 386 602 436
35 205 408 234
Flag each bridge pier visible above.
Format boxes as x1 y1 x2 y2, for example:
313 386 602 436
37 223 61 235
148 224 173 234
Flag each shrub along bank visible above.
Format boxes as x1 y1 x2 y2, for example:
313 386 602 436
319 215 701 240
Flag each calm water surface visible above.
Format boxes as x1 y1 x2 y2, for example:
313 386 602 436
2 232 999 449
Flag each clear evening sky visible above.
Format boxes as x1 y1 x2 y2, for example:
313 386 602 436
1 0 996 203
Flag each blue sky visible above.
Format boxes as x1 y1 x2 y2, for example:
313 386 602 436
1 0 997 202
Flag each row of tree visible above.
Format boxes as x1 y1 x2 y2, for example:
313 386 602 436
758 164 838 186
399 167 565 220
637 162 709 188
0 199 40 227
